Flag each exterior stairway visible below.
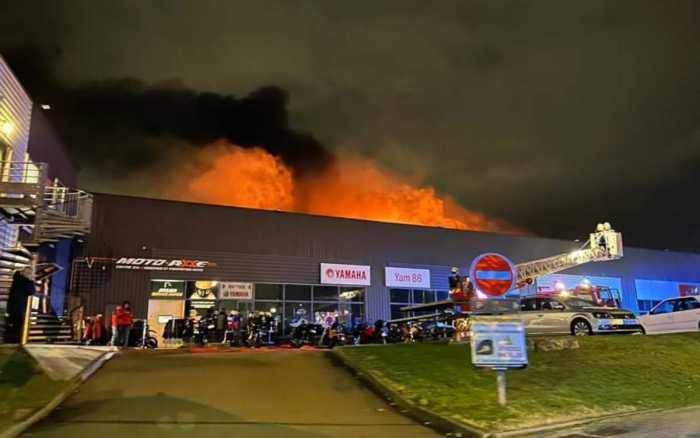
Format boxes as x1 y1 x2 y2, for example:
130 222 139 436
0 161 92 344
27 311 74 344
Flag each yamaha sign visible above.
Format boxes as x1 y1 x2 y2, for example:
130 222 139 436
320 263 371 286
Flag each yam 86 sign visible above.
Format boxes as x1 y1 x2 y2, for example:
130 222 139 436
469 253 517 296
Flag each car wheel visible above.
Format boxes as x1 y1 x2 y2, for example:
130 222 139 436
571 319 592 336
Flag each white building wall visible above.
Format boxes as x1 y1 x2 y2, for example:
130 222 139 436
0 55 33 249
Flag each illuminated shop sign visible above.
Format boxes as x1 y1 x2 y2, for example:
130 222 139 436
115 257 216 272
320 263 371 286
149 280 186 299
385 267 430 289
219 282 253 300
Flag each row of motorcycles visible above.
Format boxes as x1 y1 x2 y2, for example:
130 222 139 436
181 309 280 347
289 319 455 347
174 308 454 348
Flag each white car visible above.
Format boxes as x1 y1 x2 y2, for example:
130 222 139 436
639 296 700 335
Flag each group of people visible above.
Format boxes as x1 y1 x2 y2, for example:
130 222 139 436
81 300 134 347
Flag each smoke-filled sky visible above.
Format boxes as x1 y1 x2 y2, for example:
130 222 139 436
1 0 699 250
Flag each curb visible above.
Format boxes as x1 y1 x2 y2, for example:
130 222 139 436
328 350 488 438
0 349 119 438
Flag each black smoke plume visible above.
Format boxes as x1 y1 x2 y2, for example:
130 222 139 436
2 45 334 180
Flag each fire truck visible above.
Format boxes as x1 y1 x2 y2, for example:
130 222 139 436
535 283 622 308
393 222 623 323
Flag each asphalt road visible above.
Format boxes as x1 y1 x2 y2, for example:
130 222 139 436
540 406 700 438
23 349 440 438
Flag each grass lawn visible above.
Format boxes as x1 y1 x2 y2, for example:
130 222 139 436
0 347 68 431
335 334 700 432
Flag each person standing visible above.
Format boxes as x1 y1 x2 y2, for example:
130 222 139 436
109 305 121 346
116 301 133 347
5 270 35 343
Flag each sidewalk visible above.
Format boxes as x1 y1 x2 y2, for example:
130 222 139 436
23 345 117 381
532 406 700 438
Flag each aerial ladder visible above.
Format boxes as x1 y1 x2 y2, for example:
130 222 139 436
392 223 623 324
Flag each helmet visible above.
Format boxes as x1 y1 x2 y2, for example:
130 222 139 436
451 267 459 274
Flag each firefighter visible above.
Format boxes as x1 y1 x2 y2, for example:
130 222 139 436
448 267 461 291
449 267 467 302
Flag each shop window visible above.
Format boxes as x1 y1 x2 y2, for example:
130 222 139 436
313 302 339 315
414 290 436 303
285 284 311 301
350 303 365 325
254 301 282 314
390 289 410 303
390 304 405 321
219 300 252 315
313 286 339 301
390 288 444 320
285 302 311 328
255 284 283 300
340 287 364 302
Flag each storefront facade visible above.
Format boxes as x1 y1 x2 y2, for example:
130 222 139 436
69 194 700 328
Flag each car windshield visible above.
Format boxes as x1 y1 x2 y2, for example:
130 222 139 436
562 298 598 308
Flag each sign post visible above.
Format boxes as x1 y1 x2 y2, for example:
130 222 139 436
471 320 528 406
496 369 507 406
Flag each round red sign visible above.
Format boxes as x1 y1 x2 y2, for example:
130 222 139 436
468 253 517 297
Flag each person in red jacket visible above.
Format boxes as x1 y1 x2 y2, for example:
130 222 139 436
109 306 121 346
115 301 134 347
93 314 105 345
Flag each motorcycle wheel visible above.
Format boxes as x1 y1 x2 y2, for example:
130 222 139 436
145 337 158 349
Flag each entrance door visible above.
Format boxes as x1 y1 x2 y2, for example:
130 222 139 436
147 299 185 348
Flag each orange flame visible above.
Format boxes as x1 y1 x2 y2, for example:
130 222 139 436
178 143 513 233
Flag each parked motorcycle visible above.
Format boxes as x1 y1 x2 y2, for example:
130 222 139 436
128 319 158 349
289 319 324 347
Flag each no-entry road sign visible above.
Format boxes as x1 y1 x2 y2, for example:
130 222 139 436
469 253 517 296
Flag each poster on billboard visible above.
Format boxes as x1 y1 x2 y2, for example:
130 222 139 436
321 263 371 286
385 267 430 289
186 280 219 300
219 282 254 300
471 321 528 369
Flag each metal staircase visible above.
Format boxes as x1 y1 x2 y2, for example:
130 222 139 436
27 311 74 343
0 161 92 343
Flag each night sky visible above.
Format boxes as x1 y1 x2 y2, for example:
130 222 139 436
1 1 699 251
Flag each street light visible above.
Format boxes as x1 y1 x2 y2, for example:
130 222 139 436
0 120 13 136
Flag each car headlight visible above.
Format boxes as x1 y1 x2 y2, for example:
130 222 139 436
593 312 613 319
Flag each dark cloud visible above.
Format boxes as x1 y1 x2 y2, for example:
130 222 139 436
1 0 700 250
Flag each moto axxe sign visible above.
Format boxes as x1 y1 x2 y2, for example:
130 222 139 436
115 257 215 272
320 263 371 286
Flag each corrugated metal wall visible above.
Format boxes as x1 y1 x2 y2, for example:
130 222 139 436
0 56 32 248
75 194 700 319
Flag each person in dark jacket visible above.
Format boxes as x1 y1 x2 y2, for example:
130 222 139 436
5 270 35 343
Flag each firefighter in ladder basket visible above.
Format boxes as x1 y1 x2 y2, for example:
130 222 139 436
448 267 475 342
